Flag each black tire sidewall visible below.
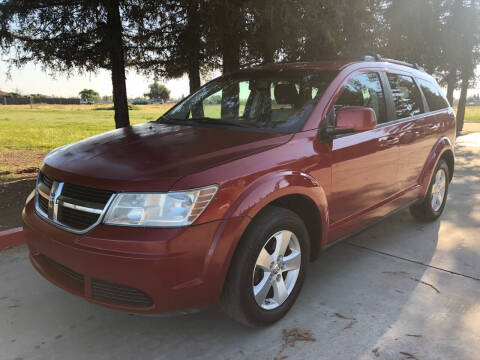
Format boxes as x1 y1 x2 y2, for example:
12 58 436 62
236 208 310 326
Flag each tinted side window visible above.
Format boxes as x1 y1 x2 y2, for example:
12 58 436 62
387 74 424 119
335 72 387 124
418 79 450 111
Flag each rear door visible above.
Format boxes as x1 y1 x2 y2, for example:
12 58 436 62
329 72 400 226
385 73 432 193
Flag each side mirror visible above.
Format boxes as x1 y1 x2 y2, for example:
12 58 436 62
327 107 377 136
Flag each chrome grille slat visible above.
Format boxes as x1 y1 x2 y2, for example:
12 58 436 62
60 201 103 214
34 171 115 234
37 182 51 199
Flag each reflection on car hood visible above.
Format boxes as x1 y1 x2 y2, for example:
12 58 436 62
41 122 291 191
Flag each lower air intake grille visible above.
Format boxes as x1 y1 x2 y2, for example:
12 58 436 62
91 278 154 308
43 256 84 283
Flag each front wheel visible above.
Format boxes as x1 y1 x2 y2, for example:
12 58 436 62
410 159 450 221
220 206 310 327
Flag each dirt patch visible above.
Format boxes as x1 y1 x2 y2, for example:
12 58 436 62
274 328 316 359
0 178 36 230
0 150 46 181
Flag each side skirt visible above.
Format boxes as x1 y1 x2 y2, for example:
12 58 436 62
322 197 422 252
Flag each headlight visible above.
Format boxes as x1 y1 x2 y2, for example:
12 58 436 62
103 185 218 227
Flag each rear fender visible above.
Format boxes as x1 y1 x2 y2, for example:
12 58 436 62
418 136 455 197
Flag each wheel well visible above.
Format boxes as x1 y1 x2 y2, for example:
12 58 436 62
440 150 454 181
268 194 322 260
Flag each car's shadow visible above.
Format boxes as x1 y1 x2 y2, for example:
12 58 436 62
5 149 480 360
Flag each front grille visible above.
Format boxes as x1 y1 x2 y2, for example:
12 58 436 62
38 195 49 214
41 173 54 188
58 207 100 231
92 279 154 308
43 255 84 283
62 183 113 204
35 171 114 233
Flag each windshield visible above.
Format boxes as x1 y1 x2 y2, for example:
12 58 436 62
159 69 338 133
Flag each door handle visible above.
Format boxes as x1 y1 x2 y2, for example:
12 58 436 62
382 136 399 143
379 136 399 149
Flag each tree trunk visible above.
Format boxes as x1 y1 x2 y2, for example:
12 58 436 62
189 60 203 117
446 66 456 106
455 0 477 135
187 4 202 94
261 0 274 63
456 75 468 134
188 62 201 94
222 38 240 74
221 1 241 74
104 0 130 129
221 38 240 118
262 47 274 64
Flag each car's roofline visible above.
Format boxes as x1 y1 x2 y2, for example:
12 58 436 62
229 59 436 86
232 58 430 77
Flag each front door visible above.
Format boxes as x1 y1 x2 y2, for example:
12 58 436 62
328 72 400 227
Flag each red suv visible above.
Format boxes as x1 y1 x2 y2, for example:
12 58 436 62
23 57 455 326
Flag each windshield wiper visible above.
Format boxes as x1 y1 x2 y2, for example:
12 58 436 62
158 116 257 129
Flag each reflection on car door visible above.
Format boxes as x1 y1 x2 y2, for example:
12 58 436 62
386 73 437 194
329 72 400 229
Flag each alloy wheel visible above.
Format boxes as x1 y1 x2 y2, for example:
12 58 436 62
431 168 447 212
252 230 301 310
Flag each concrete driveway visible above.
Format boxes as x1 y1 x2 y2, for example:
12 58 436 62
1 133 479 360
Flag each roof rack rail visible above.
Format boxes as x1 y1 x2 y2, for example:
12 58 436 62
365 54 425 72
260 56 426 72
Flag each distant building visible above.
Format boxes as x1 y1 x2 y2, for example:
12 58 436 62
0 90 12 105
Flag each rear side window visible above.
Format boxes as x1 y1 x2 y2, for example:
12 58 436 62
387 74 424 119
418 79 450 111
335 72 387 124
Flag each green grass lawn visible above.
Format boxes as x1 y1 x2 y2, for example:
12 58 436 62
0 104 173 152
463 106 480 123
1 103 479 181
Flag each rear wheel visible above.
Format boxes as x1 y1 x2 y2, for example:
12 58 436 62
410 159 449 221
220 206 310 327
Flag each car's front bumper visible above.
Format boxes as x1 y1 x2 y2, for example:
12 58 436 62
22 198 249 313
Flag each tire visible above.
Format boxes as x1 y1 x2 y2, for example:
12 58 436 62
410 159 450 222
220 206 310 327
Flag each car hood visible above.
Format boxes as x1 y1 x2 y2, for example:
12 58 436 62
42 122 291 191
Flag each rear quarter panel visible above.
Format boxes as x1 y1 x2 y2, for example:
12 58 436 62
418 108 456 195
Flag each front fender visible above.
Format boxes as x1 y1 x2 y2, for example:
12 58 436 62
418 136 455 197
203 171 330 302
226 171 329 247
